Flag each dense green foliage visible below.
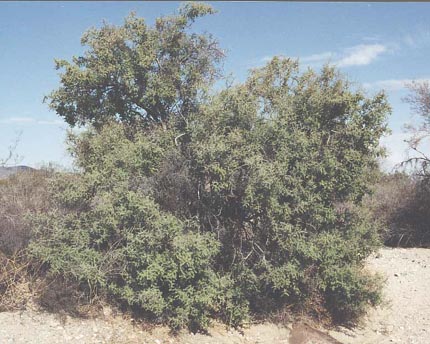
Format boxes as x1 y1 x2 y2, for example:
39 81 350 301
29 3 390 330
29 126 226 330
45 2 223 128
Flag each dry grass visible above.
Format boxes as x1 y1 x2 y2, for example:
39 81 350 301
0 169 54 312
0 169 52 255
366 173 430 246
0 251 43 312
0 169 99 316
0 168 121 319
0 249 108 320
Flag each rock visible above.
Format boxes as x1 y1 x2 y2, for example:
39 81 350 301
386 325 394 333
103 306 113 318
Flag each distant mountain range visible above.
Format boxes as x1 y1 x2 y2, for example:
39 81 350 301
0 166 34 179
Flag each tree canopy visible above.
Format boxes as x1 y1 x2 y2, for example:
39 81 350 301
46 2 224 128
33 2 391 330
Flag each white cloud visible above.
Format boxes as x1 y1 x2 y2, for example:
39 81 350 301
362 35 382 43
337 44 387 67
258 51 334 68
0 117 66 126
301 51 334 63
402 28 430 48
260 54 291 63
258 28 430 71
37 119 65 125
363 78 430 92
259 43 389 70
403 34 416 48
260 56 274 63
8 117 35 123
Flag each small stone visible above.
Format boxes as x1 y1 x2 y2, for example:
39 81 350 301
394 273 399 277
103 306 113 318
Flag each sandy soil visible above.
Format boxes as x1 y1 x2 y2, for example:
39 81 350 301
0 247 428 344
0 310 292 344
329 248 430 344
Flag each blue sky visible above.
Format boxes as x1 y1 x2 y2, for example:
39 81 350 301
1 2 430 170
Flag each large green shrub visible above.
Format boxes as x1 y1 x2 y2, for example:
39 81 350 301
29 3 390 330
29 125 225 330
182 59 387 322
45 2 223 128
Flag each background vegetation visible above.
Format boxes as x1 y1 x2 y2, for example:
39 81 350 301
365 173 430 247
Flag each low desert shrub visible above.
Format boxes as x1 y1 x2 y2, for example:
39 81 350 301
0 169 52 255
366 172 430 246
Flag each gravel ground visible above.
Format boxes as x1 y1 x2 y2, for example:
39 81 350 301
0 247 428 343
330 248 430 344
0 311 291 344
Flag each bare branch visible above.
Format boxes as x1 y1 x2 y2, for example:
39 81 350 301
1 131 23 167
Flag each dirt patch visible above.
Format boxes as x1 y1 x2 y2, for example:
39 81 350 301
0 310 293 344
329 248 430 344
289 323 341 344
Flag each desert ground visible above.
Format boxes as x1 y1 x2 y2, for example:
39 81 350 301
0 247 428 344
